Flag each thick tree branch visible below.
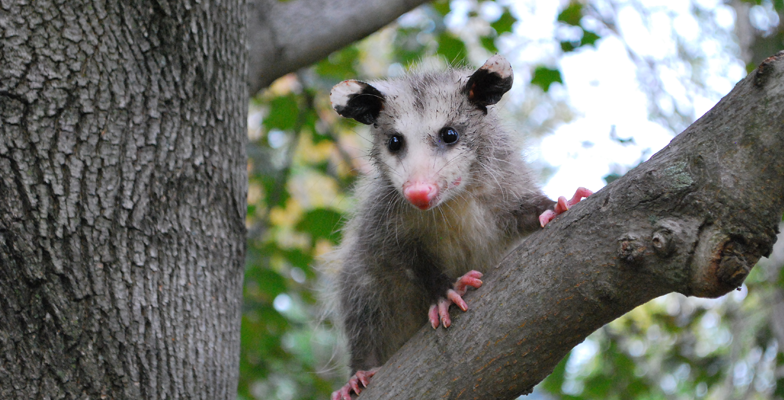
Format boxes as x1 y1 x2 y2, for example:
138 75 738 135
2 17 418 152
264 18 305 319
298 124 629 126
356 52 784 399
248 0 430 94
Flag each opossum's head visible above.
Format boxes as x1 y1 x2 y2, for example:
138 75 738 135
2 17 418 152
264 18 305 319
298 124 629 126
330 55 514 211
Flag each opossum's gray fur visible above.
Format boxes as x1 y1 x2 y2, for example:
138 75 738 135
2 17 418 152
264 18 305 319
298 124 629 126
325 56 555 374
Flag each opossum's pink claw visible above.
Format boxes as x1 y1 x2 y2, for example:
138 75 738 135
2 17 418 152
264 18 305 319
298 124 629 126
349 375 361 396
331 384 351 400
568 187 593 206
332 368 379 400
429 304 440 329
438 298 452 327
538 209 556 227
357 368 378 386
454 270 483 295
539 187 593 227
447 289 467 312
431 270 483 328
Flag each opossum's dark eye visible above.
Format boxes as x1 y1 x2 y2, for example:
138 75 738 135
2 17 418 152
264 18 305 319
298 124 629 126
440 127 459 145
388 135 404 152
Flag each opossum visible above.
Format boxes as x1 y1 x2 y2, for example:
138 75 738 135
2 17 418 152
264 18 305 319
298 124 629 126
327 55 591 400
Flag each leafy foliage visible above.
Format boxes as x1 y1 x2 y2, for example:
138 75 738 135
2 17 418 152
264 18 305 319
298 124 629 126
531 66 563 92
436 31 468 63
540 262 783 399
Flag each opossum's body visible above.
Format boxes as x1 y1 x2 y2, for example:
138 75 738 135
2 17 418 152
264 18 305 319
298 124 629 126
327 55 588 399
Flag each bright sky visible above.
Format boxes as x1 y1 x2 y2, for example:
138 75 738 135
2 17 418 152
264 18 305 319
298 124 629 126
493 0 747 199
537 35 675 198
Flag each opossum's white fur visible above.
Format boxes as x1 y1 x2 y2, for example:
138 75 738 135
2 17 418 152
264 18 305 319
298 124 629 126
324 58 553 374
355 74 539 277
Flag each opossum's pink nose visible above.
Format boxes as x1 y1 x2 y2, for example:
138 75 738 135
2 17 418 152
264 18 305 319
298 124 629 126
403 182 438 210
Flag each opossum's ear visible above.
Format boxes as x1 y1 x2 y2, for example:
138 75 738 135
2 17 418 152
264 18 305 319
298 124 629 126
330 80 385 125
463 54 513 110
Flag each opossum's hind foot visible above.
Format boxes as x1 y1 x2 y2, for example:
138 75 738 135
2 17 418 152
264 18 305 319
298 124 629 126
331 368 379 400
429 271 484 329
539 187 593 227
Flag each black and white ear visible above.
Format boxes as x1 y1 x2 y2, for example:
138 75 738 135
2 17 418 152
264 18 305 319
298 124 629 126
330 80 385 125
463 54 514 111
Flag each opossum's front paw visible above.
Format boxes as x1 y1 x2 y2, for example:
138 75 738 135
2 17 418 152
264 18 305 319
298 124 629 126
331 368 379 400
428 270 483 329
539 187 593 227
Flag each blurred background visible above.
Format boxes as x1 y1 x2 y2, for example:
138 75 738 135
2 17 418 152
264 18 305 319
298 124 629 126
239 1 784 399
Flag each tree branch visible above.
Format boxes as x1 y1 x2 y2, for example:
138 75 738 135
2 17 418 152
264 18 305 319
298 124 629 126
356 51 784 399
247 0 430 94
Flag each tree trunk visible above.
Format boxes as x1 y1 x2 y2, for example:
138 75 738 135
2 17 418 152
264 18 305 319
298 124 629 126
0 0 247 398
355 52 784 399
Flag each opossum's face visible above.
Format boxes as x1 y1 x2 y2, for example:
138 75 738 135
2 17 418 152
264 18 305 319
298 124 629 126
371 96 472 210
330 55 513 211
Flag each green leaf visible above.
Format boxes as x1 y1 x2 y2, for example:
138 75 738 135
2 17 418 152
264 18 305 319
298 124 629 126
581 29 601 47
490 11 516 35
296 208 344 243
561 28 601 53
604 173 622 184
263 95 299 131
253 268 288 299
776 372 784 398
583 374 615 397
301 108 322 143
557 2 584 26
480 35 498 53
261 173 289 209
315 45 360 80
541 352 570 393
776 263 784 286
436 32 467 63
242 307 289 354
530 66 563 92
280 248 314 271
394 28 428 66
560 41 577 53
431 0 450 16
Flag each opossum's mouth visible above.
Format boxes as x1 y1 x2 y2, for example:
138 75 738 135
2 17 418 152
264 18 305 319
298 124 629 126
412 202 433 210
403 178 461 211
404 187 436 210
403 181 438 210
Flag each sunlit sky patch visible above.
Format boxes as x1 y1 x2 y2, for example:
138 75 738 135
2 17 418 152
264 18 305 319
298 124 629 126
486 0 748 198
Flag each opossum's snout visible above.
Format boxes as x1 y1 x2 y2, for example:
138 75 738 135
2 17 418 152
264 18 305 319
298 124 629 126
403 182 438 210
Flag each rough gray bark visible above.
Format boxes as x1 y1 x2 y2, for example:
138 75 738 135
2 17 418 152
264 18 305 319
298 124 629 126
247 0 430 94
355 52 784 399
0 0 247 399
